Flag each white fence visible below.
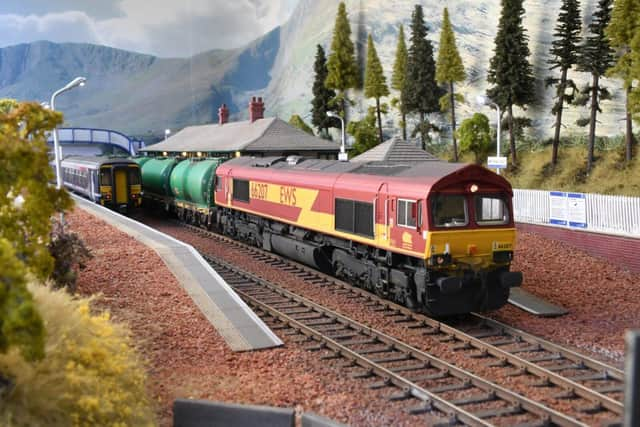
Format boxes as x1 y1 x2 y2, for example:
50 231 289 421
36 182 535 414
513 189 640 238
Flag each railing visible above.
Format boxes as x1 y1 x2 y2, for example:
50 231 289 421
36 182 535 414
47 127 145 155
513 189 640 238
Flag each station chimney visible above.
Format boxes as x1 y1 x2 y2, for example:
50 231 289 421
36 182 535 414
218 103 229 125
249 97 265 123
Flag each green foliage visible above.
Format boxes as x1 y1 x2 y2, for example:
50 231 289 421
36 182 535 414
487 0 536 109
364 35 389 100
311 45 338 135
288 114 315 135
364 34 389 143
436 7 466 161
435 8 465 85
402 5 441 116
391 25 409 139
0 241 45 362
439 93 465 113
0 283 155 426
325 1 359 119
456 113 493 164
606 0 640 87
546 0 582 165
347 107 379 156
487 0 536 164
576 0 615 172
631 31 640 121
48 223 92 293
402 5 442 149
0 100 72 362
391 25 408 92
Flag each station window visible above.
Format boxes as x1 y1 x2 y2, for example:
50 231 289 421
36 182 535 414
475 195 509 226
233 179 250 202
335 198 373 238
397 199 420 228
431 195 468 227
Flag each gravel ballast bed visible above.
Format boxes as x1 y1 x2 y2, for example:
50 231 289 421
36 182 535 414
68 209 431 426
68 208 639 425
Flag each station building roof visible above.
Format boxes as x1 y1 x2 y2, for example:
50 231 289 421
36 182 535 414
350 137 438 163
142 117 341 154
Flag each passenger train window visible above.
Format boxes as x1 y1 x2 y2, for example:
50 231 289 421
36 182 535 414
397 199 419 228
100 170 111 186
475 196 509 225
431 195 468 227
128 169 141 185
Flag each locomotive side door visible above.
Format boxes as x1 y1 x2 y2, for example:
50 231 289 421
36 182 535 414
376 182 389 242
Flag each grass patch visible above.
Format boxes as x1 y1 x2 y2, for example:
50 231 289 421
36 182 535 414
0 284 155 427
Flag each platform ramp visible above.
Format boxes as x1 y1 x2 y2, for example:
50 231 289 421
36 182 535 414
508 287 569 317
72 195 283 351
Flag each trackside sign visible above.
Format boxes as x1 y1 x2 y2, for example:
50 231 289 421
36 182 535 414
549 191 587 228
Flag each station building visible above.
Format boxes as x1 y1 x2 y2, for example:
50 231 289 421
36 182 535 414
142 97 341 160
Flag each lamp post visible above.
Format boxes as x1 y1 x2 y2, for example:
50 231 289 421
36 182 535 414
326 111 348 161
51 77 86 189
476 95 502 175
164 128 171 141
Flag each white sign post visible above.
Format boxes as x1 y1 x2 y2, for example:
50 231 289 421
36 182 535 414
487 156 507 172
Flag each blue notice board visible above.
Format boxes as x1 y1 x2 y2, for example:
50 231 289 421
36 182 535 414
567 193 587 228
549 191 567 225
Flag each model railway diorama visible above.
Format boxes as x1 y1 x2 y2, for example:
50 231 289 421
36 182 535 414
127 155 523 317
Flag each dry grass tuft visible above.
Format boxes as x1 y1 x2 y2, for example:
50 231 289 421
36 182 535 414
0 284 156 427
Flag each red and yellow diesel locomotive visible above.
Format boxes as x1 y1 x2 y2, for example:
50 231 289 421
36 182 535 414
213 156 522 317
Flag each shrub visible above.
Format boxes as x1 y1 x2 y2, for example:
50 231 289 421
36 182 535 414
0 283 156 426
48 222 92 293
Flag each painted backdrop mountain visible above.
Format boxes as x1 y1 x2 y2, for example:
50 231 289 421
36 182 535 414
0 0 626 139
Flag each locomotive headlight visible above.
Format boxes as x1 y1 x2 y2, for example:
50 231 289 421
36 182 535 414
469 184 479 193
437 256 445 265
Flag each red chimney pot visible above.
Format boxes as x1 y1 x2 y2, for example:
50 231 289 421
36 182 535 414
218 103 229 125
249 96 265 123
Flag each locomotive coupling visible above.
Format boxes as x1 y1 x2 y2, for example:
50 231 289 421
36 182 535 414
499 271 523 288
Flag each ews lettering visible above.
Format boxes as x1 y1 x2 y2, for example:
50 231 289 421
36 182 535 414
279 186 297 206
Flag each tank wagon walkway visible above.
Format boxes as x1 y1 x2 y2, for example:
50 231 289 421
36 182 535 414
72 195 283 352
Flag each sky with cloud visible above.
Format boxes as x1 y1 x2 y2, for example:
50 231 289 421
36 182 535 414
0 0 300 57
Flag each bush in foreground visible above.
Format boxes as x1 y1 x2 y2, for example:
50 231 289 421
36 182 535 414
0 283 155 426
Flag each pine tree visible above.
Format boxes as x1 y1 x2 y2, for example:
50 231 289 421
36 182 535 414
546 0 582 167
364 34 390 144
630 31 640 123
487 0 536 165
436 7 466 162
311 45 337 137
325 2 359 127
606 0 640 163
576 0 615 174
391 25 409 140
402 5 442 150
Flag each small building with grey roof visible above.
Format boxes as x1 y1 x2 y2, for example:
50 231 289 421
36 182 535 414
350 136 438 163
143 98 341 160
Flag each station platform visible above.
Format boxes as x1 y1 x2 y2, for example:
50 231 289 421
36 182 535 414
71 195 283 352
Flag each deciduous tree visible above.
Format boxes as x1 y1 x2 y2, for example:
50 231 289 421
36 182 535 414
487 0 536 165
364 34 389 144
456 113 493 165
289 114 315 135
546 0 582 167
391 25 409 140
402 5 442 150
436 7 466 161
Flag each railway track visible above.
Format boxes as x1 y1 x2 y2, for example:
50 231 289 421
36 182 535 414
207 254 587 426
177 222 624 426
